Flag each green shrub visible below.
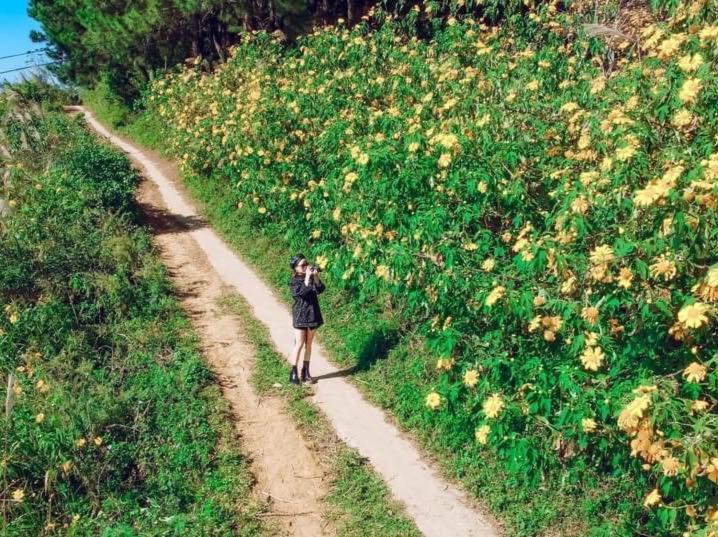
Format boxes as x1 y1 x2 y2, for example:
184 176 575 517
0 104 262 534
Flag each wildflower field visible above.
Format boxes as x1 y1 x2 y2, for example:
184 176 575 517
0 92 263 534
135 2 718 534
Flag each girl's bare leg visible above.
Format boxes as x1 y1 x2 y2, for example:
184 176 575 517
290 328 307 369
303 327 316 364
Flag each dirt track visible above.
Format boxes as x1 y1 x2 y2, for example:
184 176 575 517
136 173 334 536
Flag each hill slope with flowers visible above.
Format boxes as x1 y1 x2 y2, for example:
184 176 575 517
121 3 718 535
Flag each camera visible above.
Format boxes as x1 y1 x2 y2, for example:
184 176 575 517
309 265 322 273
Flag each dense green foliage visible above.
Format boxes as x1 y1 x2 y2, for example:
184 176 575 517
0 92 263 534
136 2 718 534
27 0 611 100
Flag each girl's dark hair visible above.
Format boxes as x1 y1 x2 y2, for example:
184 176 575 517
289 253 306 274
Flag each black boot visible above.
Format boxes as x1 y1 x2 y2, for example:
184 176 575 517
289 365 300 385
301 361 313 383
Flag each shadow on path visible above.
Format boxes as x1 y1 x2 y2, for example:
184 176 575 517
313 325 402 381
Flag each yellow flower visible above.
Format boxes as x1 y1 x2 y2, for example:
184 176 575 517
649 254 677 281
656 34 686 59
463 369 479 388
577 131 591 150
475 424 490 444
617 267 633 289
481 258 495 272
672 109 693 128
505 91 516 103
678 77 702 103
462 242 478 251
643 488 661 508
571 196 589 214
618 394 652 431
438 153 452 168
332 207 341 221
706 457 718 484
560 102 579 113
75 438 87 448
526 80 539 91
661 456 683 477
677 302 711 329
616 144 637 161
542 316 562 332
582 418 597 433
581 306 599 324
11 489 24 503
691 400 709 412
706 267 718 288
257 207 267 214
408 142 420 153
682 362 707 383
482 394 504 419
316 255 328 269
633 184 660 207
699 25 718 43
580 346 605 371
94 436 103 446
35 379 49 393
8 313 18 324
533 295 546 307
375 264 391 281
590 76 606 94
35 413 45 424
485 286 506 307
425 392 441 410
436 357 454 371
589 245 614 265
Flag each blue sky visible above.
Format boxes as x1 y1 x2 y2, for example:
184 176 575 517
0 0 50 83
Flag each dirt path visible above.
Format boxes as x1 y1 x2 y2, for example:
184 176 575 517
73 105 499 537
134 142 334 536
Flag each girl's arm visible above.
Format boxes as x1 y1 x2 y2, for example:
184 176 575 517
291 278 315 299
312 273 326 294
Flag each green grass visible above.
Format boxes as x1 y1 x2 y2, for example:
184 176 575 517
217 293 422 537
0 100 267 535
84 95 641 537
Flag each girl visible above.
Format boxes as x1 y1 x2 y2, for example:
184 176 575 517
288 253 325 384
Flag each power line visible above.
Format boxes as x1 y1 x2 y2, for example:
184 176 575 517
0 62 59 76
0 48 48 61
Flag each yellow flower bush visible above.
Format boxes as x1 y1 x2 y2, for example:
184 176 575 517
143 3 718 533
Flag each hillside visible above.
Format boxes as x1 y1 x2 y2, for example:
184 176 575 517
110 3 718 535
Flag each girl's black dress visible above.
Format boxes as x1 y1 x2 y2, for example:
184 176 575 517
289 274 325 329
